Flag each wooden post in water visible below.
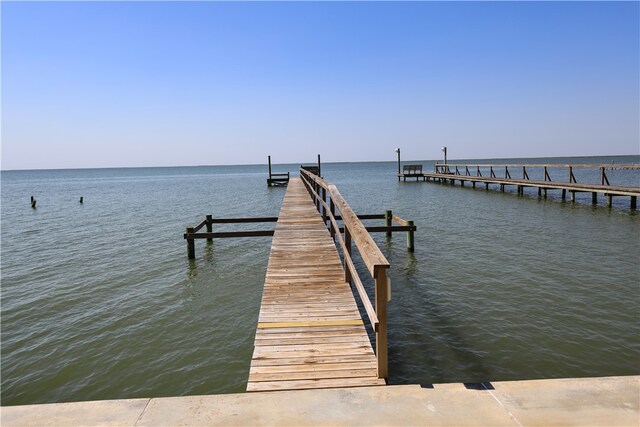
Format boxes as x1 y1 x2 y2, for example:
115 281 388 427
571 191 576 202
206 215 213 243
317 154 321 178
631 196 637 209
562 189 566 200
268 155 272 179
80 196 84 204
592 192 598 204
385 210 392 237
606 194 613 207
406 220 415 252
31 197 36 209
186 227 195 259
374 267 389 379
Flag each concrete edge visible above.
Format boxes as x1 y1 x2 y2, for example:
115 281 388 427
1 375 638 427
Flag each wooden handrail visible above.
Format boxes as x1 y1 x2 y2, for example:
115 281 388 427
300 169 390 275
300 168 390 379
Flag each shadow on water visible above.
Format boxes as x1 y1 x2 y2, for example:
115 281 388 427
389 276 492 386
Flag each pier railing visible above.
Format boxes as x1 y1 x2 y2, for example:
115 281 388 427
300 168 391 379
434 163 640 186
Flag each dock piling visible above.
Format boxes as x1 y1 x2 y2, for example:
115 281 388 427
385 210 392 237
186 227 195 259
206 215 213 243
406 220 415 252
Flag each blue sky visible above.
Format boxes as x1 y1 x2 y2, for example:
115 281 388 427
2 1 639 170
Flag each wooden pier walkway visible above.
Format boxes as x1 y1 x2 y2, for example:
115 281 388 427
247 177 387 392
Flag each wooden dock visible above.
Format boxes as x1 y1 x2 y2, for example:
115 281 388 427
399 163 640 208
247 176 388 392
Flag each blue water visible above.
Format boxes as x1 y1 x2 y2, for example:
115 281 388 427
1 155 639 405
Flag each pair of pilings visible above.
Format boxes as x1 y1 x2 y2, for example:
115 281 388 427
29 196 84 209
384 210 414 252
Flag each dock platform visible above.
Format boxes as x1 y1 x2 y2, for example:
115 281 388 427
247 177 386 392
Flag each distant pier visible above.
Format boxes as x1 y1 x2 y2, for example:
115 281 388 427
399 163 640 208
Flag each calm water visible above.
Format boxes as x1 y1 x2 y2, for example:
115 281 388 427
2 156 639 405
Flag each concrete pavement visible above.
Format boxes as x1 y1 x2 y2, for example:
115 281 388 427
2 375 638 426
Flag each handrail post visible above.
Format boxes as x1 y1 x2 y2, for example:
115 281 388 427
186 227 195 259
374 266 389 380
206 215 213 243
322 187 327 224
330 199 336 239
385 210 392 237
344 226 352 284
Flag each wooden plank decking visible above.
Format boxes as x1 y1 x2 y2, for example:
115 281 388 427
247 178 385 392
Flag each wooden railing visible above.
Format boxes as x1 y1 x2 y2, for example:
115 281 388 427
299 168 391 379
184 216 277 259
434 163 640 185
